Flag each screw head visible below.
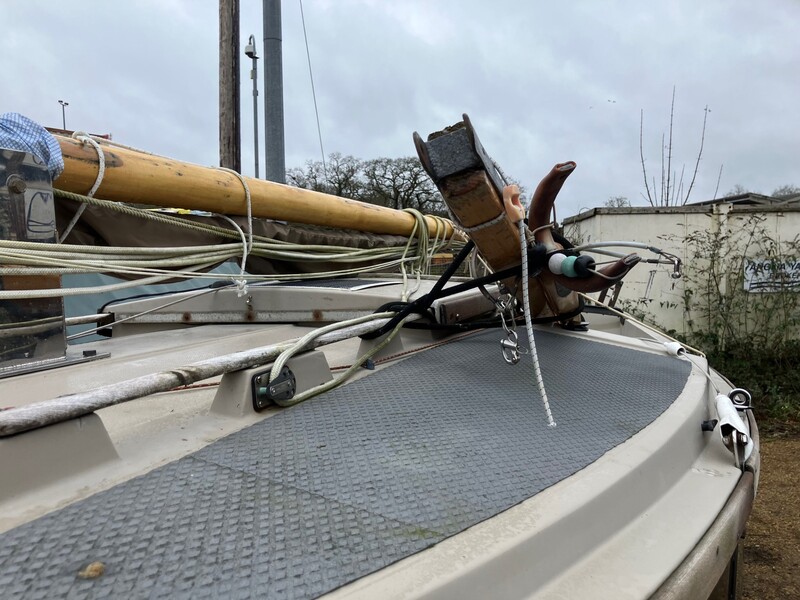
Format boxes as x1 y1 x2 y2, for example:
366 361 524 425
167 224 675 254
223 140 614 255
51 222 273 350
6 175 26 194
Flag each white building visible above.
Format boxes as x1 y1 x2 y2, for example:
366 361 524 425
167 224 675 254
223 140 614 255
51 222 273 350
562 194 800 340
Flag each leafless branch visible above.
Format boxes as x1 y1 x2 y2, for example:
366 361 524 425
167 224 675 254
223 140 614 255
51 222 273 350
683 105 708 204
666 86 675 206
661 132 666 205
640 109 654 206
713 163 724 200
675 164 685 205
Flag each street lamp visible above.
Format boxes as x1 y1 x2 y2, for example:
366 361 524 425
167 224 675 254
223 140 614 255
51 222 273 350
244 35 260 178
58 100 69 130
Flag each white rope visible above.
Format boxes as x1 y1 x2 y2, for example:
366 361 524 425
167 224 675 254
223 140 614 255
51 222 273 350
0 257 426 300
215 167 254 297
270 312 396 383
1 191 453 300
399 209 427 301
275 313 415 407
0 238 411 262
59 132 106 243
394 210 453 302
518 219 556 427
0 234 434 293
216 215 250 297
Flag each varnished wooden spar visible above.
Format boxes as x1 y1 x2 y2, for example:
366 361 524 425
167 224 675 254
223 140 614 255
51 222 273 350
53 135 456 239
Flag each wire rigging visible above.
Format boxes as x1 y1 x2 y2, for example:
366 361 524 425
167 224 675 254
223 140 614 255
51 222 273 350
299 0 326 175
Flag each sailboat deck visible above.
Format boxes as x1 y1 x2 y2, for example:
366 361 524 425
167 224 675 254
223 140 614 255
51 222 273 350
0 328 691 599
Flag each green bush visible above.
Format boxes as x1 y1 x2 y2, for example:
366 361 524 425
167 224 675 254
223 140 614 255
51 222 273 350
675 213 800 424
706 341 800 422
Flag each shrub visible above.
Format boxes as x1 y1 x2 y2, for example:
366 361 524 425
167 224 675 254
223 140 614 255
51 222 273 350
676 213 800 422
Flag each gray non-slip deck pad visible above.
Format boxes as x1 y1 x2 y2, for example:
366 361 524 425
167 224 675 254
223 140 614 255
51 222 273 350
0 329 691 599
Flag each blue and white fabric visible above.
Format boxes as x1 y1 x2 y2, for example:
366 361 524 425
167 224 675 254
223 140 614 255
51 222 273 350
0 112 64 181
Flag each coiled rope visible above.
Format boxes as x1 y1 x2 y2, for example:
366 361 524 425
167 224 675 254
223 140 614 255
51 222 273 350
0 188 458 299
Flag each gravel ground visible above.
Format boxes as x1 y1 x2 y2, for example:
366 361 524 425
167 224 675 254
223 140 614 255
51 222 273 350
741 428 800 599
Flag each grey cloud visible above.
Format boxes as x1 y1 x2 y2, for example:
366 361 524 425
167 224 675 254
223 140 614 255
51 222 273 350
4 0 799 217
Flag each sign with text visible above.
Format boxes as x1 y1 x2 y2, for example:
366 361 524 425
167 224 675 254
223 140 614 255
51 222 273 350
744 257 800 292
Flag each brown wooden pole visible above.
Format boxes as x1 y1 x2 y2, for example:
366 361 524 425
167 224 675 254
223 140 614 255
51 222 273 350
54 136 456 239
219 0 241 172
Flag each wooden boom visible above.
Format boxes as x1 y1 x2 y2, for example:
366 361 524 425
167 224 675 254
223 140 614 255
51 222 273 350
53 136 455 239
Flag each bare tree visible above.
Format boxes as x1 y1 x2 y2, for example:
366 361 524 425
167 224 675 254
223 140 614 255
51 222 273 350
286 159 327 191
640 87 711 206
726 184 750 196
363 157 446 215
772 184 800 199
286 153 365 199
287 154 447 215
604 196 631 208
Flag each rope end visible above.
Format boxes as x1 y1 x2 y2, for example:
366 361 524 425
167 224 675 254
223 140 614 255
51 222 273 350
234 278 249 298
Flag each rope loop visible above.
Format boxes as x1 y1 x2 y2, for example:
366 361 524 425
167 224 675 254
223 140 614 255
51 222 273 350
71 131 105 198
215 167 254 297
60 132 107 243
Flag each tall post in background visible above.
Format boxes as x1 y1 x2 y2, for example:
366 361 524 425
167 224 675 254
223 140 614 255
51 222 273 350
245 35 260 178
263 0 285 183
219 0 241 172
58 100 69 129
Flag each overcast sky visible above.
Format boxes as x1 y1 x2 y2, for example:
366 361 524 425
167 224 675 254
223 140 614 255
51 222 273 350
4 0 799 217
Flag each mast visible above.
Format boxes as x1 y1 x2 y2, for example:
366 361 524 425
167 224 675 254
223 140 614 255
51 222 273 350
263 0 286 183
219 0 242 172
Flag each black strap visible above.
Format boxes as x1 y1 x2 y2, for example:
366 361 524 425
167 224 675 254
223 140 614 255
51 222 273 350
362 232 586 339
362 240 481 339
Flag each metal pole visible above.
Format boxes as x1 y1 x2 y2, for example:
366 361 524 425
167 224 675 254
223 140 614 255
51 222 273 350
245 35 260 178
58 100 69 129
263 0 285 183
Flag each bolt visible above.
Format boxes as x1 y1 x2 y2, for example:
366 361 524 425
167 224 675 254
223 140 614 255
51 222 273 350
6 175 26 194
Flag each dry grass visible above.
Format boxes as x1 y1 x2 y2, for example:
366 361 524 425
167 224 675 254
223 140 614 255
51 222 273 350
741 430 800 599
